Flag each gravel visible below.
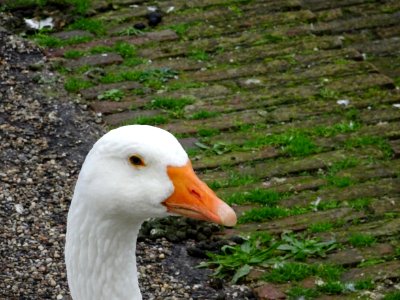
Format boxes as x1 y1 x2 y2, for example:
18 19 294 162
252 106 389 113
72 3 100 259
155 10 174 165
0 16 254 300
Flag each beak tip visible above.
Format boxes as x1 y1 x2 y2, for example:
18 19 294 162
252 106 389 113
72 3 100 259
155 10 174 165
218 204 237 227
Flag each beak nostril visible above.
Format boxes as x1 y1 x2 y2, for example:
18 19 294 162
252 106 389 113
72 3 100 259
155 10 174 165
189 189 201 200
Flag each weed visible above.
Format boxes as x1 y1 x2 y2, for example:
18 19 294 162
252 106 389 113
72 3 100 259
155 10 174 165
348 233 376 248
89 45 113 54
226 189 286 206
286 286 319 299
309 221 334 233
198 234 277 283
97 89 124 101
278 232 337 260
123 57 144 67
64 77 92 92
124 115 168 126
69 18 106 36
166 81 205 91
190 111 220 119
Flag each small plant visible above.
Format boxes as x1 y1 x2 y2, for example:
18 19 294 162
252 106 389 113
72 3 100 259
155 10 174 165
113 41 136 58
97 89 125 101
118 27 144 36
318 88 339 99
349 197 372 210
168 23 190 37
198 128 220 137
278 232 337 260
238 207 289 223
348 233 376 248
198 233 277 283
327 175 354 188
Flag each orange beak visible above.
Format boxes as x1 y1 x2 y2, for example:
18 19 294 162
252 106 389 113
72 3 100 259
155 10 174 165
162 161 237 227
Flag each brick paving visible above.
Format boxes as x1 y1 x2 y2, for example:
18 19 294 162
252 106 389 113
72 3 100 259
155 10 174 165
44 0 399 298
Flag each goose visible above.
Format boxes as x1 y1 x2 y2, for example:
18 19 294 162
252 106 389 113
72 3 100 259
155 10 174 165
65 125 237 300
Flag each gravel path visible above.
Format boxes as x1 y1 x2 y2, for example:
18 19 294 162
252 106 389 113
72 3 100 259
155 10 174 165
0 18 253 299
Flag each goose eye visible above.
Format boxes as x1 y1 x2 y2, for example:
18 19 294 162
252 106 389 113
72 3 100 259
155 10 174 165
129 155 145 167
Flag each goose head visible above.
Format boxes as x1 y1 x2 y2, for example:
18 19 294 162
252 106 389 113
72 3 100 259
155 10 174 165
72 125 236 226
66 125 237 300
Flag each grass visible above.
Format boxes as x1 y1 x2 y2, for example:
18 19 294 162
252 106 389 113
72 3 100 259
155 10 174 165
383 291 400 300
354 279 375 290
2 0 90 13
345 136 393 159
286 286 319 299
33 32 92 48
317 281 344 294
100 68 178 89
309 221 334 233
124 115 168 126
64 77 92 92
238 206 290 223
208 173 257 189
69 18 106 36
64 49 85 59
148 96 194 111
226 189 287 205
348 233 377 248
263 262 342 283
198 128 220 137
188 49 209 61
168 23 190 38
189 111 220 120
327 175 354 188
97 89 125 101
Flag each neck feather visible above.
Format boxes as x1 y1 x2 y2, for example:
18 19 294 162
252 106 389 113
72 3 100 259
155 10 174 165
65 201 143 300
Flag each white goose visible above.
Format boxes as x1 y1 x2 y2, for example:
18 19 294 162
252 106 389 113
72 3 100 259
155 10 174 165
65 125 237 300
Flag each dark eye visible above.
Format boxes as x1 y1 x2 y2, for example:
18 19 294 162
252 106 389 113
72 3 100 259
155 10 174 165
129 155 145 167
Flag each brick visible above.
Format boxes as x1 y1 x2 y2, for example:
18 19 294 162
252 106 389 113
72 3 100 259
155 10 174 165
80 82 142 99
51 30 94 40
64 53 123 68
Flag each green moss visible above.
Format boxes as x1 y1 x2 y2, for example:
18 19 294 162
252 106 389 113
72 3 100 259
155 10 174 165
208 173 257 189
327 175 354 188
348 233 377 248
33 33 63 47
313 121 360 137
345 136 393 159
349 197 372 210
168 23 190 38
113 41 137 58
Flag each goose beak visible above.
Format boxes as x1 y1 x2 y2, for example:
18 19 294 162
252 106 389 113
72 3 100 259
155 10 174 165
162 161 237 227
